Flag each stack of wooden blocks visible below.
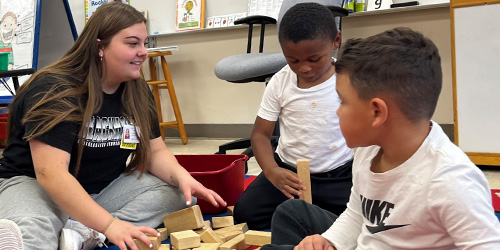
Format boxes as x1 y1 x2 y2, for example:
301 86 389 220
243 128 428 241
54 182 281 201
135 205 271 250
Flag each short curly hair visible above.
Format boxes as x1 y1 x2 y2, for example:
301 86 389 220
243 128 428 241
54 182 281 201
278 2 338 44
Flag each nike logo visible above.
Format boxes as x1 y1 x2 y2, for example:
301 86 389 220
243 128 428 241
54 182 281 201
366 222 409 234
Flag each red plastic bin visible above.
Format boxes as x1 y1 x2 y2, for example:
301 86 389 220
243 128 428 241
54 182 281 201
0 112 8 147
175 154 248 214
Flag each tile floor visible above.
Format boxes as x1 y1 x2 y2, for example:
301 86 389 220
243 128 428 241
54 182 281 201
165 137 500 189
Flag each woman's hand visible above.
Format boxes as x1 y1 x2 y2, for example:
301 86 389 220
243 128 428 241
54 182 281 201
177 171 226 207
104 218 160 250
265 166 305 199
294 235 336 250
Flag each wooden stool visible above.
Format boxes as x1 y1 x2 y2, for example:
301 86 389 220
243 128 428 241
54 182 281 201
146 51 188 144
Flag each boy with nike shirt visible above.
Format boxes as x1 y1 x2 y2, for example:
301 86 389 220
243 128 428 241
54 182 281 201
262 27 500 249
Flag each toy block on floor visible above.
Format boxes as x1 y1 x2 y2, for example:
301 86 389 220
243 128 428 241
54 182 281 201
158 244 170 250
147 229 168 242
134 236 161 250
226 206 235 216
192 243 221 250
219 234 248 250
212 216 234 229
203 220 212 229
171 230 201 250
234 223 249 232
297 159 312 204
162 205 204 235
196 220 213 234
214 223 248 242
244 230 271 246
158 228 168 241
200 227 224 243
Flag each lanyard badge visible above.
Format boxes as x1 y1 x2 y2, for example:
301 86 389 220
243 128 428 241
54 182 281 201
120 124 140 150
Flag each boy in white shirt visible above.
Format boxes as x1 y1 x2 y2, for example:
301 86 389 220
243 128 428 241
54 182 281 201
262 27 500 249
234 2 353 230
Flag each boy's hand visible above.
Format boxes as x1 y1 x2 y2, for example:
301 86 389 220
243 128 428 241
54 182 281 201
104 218 160 250
294 235 336 250
265 166 305 199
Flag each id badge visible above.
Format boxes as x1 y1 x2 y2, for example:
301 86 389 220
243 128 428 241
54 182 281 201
122 124 140 143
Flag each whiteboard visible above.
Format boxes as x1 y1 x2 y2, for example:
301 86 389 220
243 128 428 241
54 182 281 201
454 3 500 153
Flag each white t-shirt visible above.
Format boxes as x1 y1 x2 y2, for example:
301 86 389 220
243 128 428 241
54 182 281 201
322 121 500 249
257 65 353 173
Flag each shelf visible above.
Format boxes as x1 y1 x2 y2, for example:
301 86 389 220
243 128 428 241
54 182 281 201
149 25 249 38
346 2 450 17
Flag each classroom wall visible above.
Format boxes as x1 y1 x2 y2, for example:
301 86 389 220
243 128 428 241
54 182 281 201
67 1 453 138
342 6 453 125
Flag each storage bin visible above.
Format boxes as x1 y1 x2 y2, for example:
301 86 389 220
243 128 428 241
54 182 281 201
176 154 248 214
0 112 8 147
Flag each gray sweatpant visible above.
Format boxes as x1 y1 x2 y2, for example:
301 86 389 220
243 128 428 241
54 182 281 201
0 171 191 249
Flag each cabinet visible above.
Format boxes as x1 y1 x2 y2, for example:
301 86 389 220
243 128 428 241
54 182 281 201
451 0 500 165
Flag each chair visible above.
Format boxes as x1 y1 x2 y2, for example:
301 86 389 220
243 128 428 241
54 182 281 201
145 51 188 144
214 0 348 163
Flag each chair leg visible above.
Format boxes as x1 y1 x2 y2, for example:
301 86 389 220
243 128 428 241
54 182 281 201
160 56 188 145
149 57 165 140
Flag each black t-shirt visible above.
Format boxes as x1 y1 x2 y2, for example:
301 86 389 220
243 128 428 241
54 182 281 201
0 76 161 194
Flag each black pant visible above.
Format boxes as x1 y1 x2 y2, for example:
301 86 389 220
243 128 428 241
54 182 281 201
261 199 338 250
234 153 352 230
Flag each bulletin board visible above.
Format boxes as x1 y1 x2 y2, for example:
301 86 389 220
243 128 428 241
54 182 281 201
451 0 500 165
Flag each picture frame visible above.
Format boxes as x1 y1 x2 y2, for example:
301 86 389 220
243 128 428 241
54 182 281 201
85 0 131 23
176 0 205 32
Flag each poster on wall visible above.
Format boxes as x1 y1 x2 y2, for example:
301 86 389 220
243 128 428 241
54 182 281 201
0 0 37 96
85 0 130 23
176 0 205 32
248 0 283 19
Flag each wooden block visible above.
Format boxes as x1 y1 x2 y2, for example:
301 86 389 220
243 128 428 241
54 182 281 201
133 236 161 250
150 236 162 249
211 216 234 229
194 220 212 234
233 223 248 233
213 222 249 242
159 244 170 250
170 230 201 250
133 239 150 250
200 227 224 243
244 230 271 246
203 220 212 229
158 228 168 242
226 206 235 216
297 159 312 204
218 234 248 250
147 228 168 242
162 205 205 235
192 243 220 250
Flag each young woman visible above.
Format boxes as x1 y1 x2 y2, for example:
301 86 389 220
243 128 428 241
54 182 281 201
0 2 225 250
